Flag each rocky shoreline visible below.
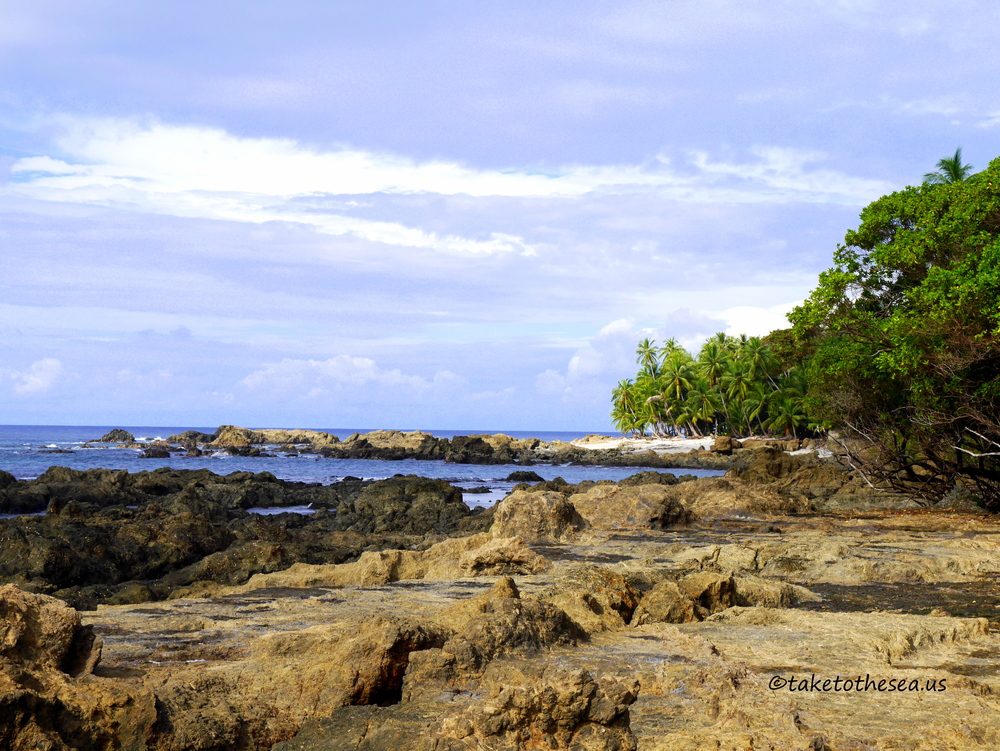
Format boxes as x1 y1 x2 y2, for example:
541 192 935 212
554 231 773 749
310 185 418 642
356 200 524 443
88 424 774 469
2 443 998 749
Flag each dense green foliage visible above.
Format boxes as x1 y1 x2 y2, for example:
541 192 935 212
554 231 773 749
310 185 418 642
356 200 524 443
789 155 1000 509
611 333 809 438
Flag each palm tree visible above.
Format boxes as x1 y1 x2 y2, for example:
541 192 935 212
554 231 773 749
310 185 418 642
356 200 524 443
924 148 973 185
612 379 645 436
659 351 696 405
635 338 660 377
684 378 722 435
743 381 772 434
697 340 730 389
765 392 807 437
740 337 778 383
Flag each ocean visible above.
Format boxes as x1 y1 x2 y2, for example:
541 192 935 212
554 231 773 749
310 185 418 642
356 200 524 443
0 424 723 507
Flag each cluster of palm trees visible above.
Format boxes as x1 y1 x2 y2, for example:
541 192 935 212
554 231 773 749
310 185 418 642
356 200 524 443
611 333 809 438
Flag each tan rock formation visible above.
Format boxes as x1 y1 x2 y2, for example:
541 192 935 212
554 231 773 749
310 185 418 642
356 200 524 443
0 585 155 751
569 483 692 530
230 533 548 591
491 489 587 542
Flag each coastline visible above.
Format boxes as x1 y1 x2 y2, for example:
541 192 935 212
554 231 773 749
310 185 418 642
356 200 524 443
3 425 994 750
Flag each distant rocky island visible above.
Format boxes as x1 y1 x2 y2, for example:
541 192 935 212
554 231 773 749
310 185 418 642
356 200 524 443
2 431 998 750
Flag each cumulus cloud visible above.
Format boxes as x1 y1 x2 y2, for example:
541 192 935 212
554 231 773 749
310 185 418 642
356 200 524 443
6 358 64 395
721 302 801 337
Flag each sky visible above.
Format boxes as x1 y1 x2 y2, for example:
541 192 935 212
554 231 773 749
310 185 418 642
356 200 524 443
2 0 999 431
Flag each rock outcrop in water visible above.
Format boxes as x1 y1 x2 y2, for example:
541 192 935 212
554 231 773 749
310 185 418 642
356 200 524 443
150 424 741 468
96 428 136 444
0 468 488 608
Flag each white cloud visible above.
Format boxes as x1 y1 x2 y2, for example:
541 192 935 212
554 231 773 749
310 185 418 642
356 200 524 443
720 302 800 337
6 358 64 394
3 118 891 259
240 355 462 395
690 147 890 204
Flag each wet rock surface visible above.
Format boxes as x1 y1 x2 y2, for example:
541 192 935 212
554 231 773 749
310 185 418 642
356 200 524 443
0 468 483 608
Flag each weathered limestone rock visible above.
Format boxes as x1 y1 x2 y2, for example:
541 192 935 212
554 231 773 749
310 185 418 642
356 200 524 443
541 566 642 634
569 483 693 530
433 665 639 751
710 435 741 454
0 585 155 751
234 534 549 590
491 489 588 542
457 535 551 576
422 578 584 677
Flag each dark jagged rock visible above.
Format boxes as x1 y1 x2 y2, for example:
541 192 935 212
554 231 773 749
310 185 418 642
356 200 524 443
168 429 217 444
0 468 476 607
616 470 681 486
333 475 472 535
139 446 171 458
505 470 544 482
96 428 135 443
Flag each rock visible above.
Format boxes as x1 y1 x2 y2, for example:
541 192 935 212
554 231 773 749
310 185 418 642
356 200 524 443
458 536 551 576
334 475 471 535
409 577 585 683
632 573 820 626
490 490 587 542
168 429 217 444
433 665 639 751
505 470 544 482
731 574 822 608
321 430 448 461
96 429 135 443
632 581 699 625
0 584 101 674
139 446 171 458
569 484 693 530
0 585 155 751
446 434 501 464
711 435 741 454
0 470 15 490
657 475 815 518
207 424 254 448
616 471 682 487
235 534 548 590
542 566 643 634
677 571 737 617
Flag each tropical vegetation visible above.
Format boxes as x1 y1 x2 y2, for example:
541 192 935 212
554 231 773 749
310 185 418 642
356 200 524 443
614 149 1000 511
611 333 810 439
789 151 1000 510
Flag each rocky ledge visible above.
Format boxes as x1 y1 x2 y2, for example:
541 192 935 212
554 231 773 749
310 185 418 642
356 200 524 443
0 456 1000 751
2 449 998 749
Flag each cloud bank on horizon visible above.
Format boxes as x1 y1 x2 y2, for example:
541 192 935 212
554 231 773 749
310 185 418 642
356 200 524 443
1 0 998 430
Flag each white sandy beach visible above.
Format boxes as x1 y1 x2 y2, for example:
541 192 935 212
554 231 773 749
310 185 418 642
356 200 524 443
570 435 716 454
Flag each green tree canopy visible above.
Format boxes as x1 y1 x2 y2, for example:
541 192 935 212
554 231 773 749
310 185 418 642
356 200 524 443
790 155 1000 508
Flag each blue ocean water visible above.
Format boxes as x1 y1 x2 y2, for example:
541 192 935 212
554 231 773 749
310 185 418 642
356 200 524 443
0 425 723 508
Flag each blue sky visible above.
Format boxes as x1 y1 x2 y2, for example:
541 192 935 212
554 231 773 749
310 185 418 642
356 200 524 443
2 1 999 430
